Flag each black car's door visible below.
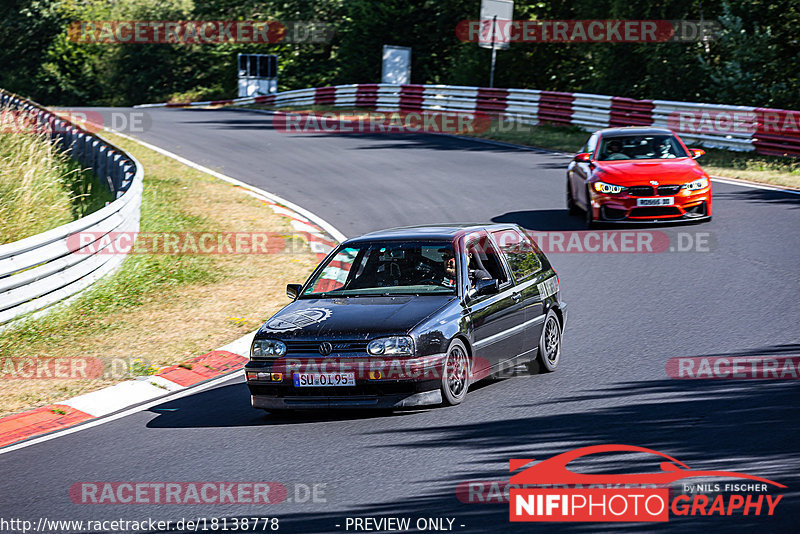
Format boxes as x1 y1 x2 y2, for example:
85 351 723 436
491 228 547 360
570 133 599 209
464 231 524 372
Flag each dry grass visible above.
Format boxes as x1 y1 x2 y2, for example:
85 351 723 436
0 107 114 244
0 132 320 416
0 111 74 244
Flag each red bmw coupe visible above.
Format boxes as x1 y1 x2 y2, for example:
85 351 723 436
566 127 712 227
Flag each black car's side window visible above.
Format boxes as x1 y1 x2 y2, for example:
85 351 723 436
465 234 509 287
491 229 542 282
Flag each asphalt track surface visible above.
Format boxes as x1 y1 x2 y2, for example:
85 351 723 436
1 107 798 533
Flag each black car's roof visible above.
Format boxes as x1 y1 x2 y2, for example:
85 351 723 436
344 223 518 243
595 127 675 137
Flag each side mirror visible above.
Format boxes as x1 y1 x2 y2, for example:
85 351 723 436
690 148 705 159
474 278 500 296
574 152 592 162
286 283 302 300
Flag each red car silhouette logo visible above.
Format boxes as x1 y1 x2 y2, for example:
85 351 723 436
510 444 785 488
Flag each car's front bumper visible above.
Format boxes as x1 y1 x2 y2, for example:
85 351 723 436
245 354 447 410
590 190 712 223
252 389 443 410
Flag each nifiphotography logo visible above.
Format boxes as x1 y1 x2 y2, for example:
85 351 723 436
509 445 785 522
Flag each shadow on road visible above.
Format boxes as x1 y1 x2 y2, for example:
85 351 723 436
492 209 585 231
151 380 798 532
714 187 800 208
144 347 798 532
154 108 570 155
144 382 428 429
493 209 716 231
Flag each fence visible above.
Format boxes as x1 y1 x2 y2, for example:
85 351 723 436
0 90 143 325
138 84 800 157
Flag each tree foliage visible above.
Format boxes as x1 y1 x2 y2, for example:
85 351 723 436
0 0 797 108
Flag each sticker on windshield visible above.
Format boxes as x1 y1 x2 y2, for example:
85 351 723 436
537 277 558 299
265 307 332 332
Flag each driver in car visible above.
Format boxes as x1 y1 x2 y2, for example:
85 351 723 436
605 139 625 159
441 251 457 288
655 138 676 158
438 250 491 289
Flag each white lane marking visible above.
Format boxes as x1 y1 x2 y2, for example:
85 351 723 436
1 327 261 453
104 128 348 243
0 371 243 455
59 328 257 418
63 379 184 417
708 176 800 195
218 329 259 356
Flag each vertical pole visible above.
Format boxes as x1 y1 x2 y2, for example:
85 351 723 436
490 15 497 88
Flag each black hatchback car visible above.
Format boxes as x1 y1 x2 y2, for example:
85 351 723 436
245 224 567 411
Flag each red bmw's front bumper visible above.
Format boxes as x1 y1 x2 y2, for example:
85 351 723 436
589 186 712 223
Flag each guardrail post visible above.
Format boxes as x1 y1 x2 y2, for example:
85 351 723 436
96 143 109 192
85 137 97 171
111 152 123 192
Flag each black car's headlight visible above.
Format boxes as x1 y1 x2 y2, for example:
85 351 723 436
682 177 709 191
592 181 627 194
251 339 287 359
367 336 414 356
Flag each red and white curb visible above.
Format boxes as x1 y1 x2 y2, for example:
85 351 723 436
0 132 345 452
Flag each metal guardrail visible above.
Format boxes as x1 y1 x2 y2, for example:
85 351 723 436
138 84 800 157
0 90 143 325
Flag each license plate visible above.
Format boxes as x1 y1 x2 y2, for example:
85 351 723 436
637 197 674 206
293 372 356 387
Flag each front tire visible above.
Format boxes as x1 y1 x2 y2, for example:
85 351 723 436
585 187 597 228
567 179 579 215
441 339 470 406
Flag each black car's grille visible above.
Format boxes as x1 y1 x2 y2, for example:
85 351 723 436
626 186 655 196
629 206 682 217
657 185 682 195
284 340 369 354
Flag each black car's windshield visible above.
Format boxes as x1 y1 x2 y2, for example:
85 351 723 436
302 241 457 297
597 134 689 161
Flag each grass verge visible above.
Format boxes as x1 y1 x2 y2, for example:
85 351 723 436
0 131 320 417
0 119 113 244
248 104 800 190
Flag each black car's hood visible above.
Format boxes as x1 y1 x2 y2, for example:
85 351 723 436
257 295 457 339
